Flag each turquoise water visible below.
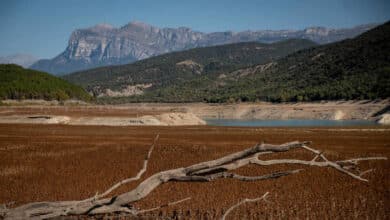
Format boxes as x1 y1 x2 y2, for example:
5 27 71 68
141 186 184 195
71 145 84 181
205 119 377 127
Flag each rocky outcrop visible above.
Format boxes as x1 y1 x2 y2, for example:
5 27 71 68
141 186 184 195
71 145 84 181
156 112 206 125
30 21 379 75
176 60 203 74
332 110 345 120
377 114 390 125
98 84 153 97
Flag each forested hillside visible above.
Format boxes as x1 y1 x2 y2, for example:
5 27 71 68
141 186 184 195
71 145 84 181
205 21 390 102
64 39 316 99
0 64 91 101
65 22 389 103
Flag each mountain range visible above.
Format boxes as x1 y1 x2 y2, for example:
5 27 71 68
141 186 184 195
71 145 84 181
64 38 316 97
64 21 390 103
0 54 38 68
31 21 378 75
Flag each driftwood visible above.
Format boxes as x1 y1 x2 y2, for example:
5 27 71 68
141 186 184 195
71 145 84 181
221 192 270 220
0 135 387 220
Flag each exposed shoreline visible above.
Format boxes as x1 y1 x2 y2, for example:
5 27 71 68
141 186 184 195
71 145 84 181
0 100 389 125
0 113 206 126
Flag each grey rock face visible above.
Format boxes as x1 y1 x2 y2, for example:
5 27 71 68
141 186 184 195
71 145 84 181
30 21 379 75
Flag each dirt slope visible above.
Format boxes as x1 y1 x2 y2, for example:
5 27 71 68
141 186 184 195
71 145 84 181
0 100 389 123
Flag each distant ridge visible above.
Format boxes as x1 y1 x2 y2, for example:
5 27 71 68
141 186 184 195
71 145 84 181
65 21 390 103
30 21 378 75
0 54 38 68
64 38 316 101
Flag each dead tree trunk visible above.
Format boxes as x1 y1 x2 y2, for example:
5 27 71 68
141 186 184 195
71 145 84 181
0 136 386 220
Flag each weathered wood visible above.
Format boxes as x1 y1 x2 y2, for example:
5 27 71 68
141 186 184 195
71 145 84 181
83 134 160 203
0 138 386 220
221 192 270 220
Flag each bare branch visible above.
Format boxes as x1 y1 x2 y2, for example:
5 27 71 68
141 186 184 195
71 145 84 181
137 197 191 214
2 140 386 220
204 169 303 181
337 157 387 165
0 206 8 218
251 158 369 181
221 192 269 220
359 169 374 177
185 141 310 175
87 134 160 202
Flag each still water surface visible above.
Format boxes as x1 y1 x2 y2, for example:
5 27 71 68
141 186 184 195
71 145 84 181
205 119 377 127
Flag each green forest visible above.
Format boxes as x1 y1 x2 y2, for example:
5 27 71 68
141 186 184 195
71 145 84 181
64 39 316 100
0 64 91 101
92 22 390 103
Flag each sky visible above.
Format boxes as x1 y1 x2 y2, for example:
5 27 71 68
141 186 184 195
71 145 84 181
0 0 389 59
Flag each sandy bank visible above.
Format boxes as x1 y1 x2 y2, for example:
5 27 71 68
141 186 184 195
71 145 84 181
0 100 388 124
0 113 206 126
183 101 389 121
377 114 390 125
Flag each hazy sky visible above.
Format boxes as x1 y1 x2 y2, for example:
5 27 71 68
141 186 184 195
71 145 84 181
0 0 389 58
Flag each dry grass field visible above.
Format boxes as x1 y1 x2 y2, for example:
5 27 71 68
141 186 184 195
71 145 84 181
0 122 389 219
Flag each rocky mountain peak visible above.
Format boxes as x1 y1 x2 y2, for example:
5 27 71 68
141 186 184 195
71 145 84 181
304 27 330 36
122 21 156 31
30 21 380 75
90 23 116 31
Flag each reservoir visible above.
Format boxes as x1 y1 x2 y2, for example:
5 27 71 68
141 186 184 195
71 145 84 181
205 119 377 127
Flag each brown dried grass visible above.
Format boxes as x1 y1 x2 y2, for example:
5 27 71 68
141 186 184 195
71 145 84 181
0 124 389 219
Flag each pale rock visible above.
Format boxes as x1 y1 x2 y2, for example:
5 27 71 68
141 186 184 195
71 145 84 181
30 22 378 74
